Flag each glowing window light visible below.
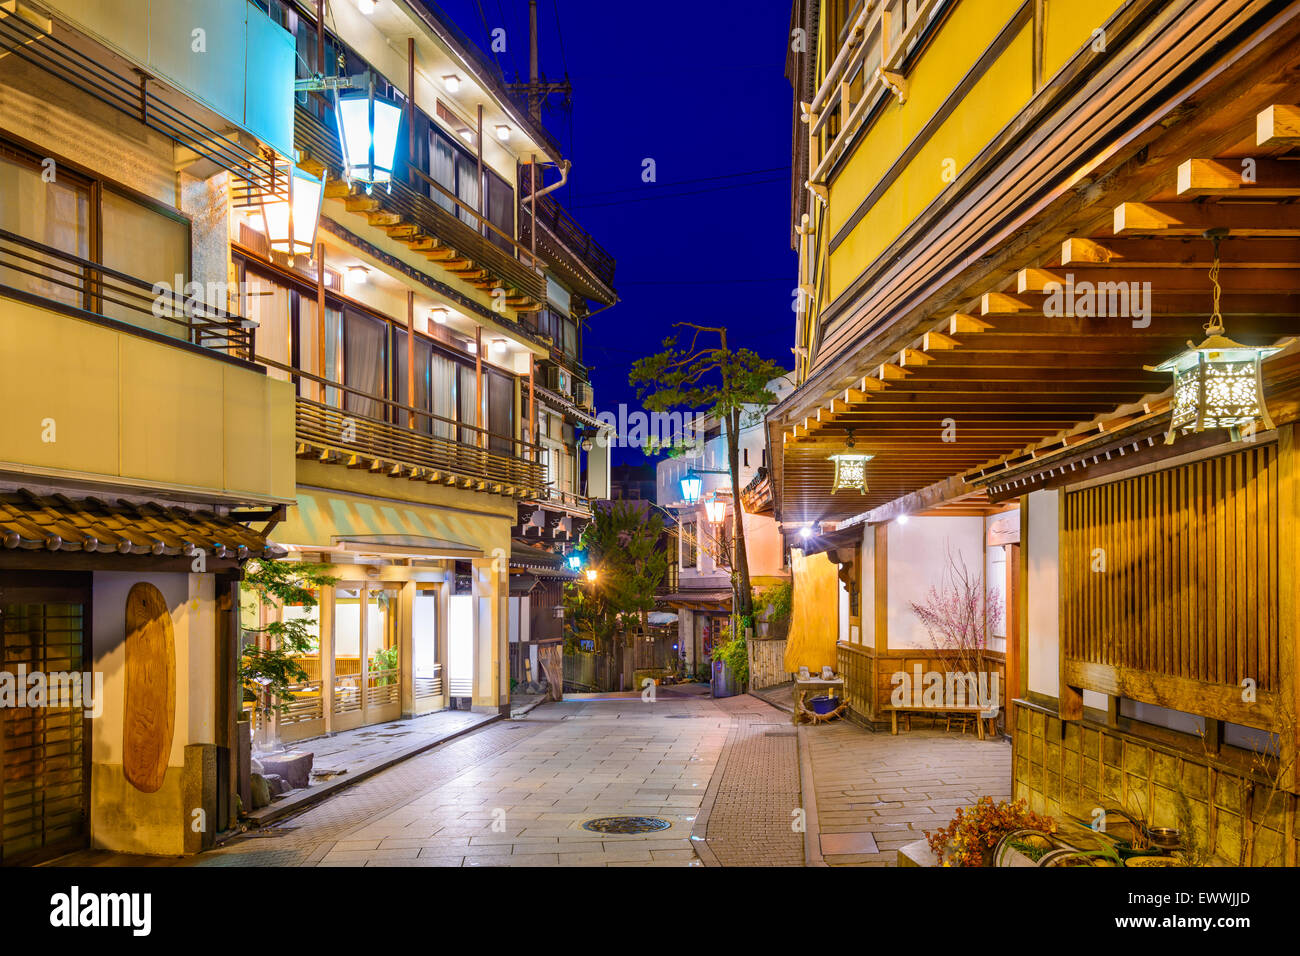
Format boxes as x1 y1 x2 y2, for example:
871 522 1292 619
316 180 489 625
704 496 726 525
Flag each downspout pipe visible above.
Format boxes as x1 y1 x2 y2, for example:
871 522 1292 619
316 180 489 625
522 159 571 206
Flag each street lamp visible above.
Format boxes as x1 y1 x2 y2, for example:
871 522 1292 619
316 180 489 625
260 160 323 257
828 430 873 493
704 495 727 526
566 553 583 572
584 568 598 583
335 79 403 185
680 470 703 504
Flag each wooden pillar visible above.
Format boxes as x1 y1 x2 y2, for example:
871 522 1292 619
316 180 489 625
316 242 327 404
1276 423 1299 792
528 354 536 460
399 578 415 716
1057 488 1083 721
406 290 416 428
360 582 372 724
407 37 416 180
320 577 336 734
475 104 484 217
475 326 484 448
873 523 888 652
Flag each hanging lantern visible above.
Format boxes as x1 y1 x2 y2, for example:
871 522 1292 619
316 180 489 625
680 470 703 504
1149 231 1285 442
828 430 873 493
566 552 583 571
704 495 727 525
260 160 324 256
335 78 403 184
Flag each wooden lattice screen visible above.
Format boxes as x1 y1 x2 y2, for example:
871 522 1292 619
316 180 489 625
1061 443 1278 726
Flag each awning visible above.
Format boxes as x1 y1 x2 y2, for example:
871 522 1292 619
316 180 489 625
511 541 578 578
659 589 732 612
646 611 678 626
0 489 276 558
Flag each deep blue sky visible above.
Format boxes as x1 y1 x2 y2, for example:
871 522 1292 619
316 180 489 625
428 0 796 464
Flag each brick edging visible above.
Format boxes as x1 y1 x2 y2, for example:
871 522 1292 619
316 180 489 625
797 724 828 867
689 713 734 868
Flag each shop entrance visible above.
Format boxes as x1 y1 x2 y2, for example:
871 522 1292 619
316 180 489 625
447 594 473 707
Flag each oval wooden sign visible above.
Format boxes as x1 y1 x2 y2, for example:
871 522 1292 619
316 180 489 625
123 582 176 794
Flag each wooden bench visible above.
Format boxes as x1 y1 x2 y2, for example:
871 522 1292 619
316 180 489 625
885 705 997 740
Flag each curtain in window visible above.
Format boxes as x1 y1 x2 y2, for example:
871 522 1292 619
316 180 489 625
431 351 457 441
344 309 386 420
456 153 479 229
487 370 514 454
458 363 478 445
247 274 293 382
431 135 456 215
297 297 342 404
485 171 513 252
394 330 433 433
0 153 90 309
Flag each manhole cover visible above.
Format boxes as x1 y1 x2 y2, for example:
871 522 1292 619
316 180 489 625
582 816 672 834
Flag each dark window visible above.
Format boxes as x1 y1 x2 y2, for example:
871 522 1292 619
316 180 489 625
682 523 697 569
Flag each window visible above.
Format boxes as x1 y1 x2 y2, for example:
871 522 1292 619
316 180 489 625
743 448 749 467
681 522 697 569
484 169 514 252
394 329 434 433
0 148 90 310
486 368 515 453
343 308 387 420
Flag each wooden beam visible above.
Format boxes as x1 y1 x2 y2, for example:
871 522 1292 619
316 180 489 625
1176 157 1300 197
1019 266 1300 293
1062 236 1300 268
980 291 1034 315
1113 202 1300 236
949 313 993 334
1256 104 1300 147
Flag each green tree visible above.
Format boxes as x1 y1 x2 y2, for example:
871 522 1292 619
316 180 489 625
563 500 669 674
239 558 337 727
630 323 785 620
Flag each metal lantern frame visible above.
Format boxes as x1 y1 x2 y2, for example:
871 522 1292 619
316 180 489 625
335 75 403 186
1148 232 1287 442
679 470 703 504
259 159 324 257
828 429 873 493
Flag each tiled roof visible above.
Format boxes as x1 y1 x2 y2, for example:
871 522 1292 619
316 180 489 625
0 490 276 559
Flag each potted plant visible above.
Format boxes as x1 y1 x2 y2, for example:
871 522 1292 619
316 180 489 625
926 796 1055 867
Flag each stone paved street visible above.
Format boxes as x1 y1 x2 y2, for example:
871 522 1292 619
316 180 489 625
56 686 1009 868
805 721 1012 866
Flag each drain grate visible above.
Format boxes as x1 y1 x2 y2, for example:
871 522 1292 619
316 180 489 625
764 730 797 737
582 816 672 834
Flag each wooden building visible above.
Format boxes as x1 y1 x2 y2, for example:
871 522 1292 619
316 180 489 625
773 0 1300 864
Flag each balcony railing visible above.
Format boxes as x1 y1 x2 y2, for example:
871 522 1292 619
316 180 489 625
0 227 256 359
259 358 546 495
519 177 617 293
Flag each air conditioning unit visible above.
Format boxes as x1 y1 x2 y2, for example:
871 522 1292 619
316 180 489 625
575 381 595 412
543 364 571 396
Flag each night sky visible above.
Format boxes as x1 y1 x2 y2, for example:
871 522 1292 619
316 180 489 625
428 0 796 464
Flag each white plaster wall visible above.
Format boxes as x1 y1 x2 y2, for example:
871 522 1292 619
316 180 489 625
91 571 215 769
1026 490 1060 697
859 525 874 647
886 515 985 649
984 522 1008 655
838 577 850 645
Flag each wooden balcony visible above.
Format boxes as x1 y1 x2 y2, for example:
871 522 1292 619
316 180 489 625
518 180 617 306
293 104 545 311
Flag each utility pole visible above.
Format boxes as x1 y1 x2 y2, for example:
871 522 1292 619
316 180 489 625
505 0 571 125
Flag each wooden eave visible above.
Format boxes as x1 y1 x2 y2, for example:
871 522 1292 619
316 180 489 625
774 60 1300 525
